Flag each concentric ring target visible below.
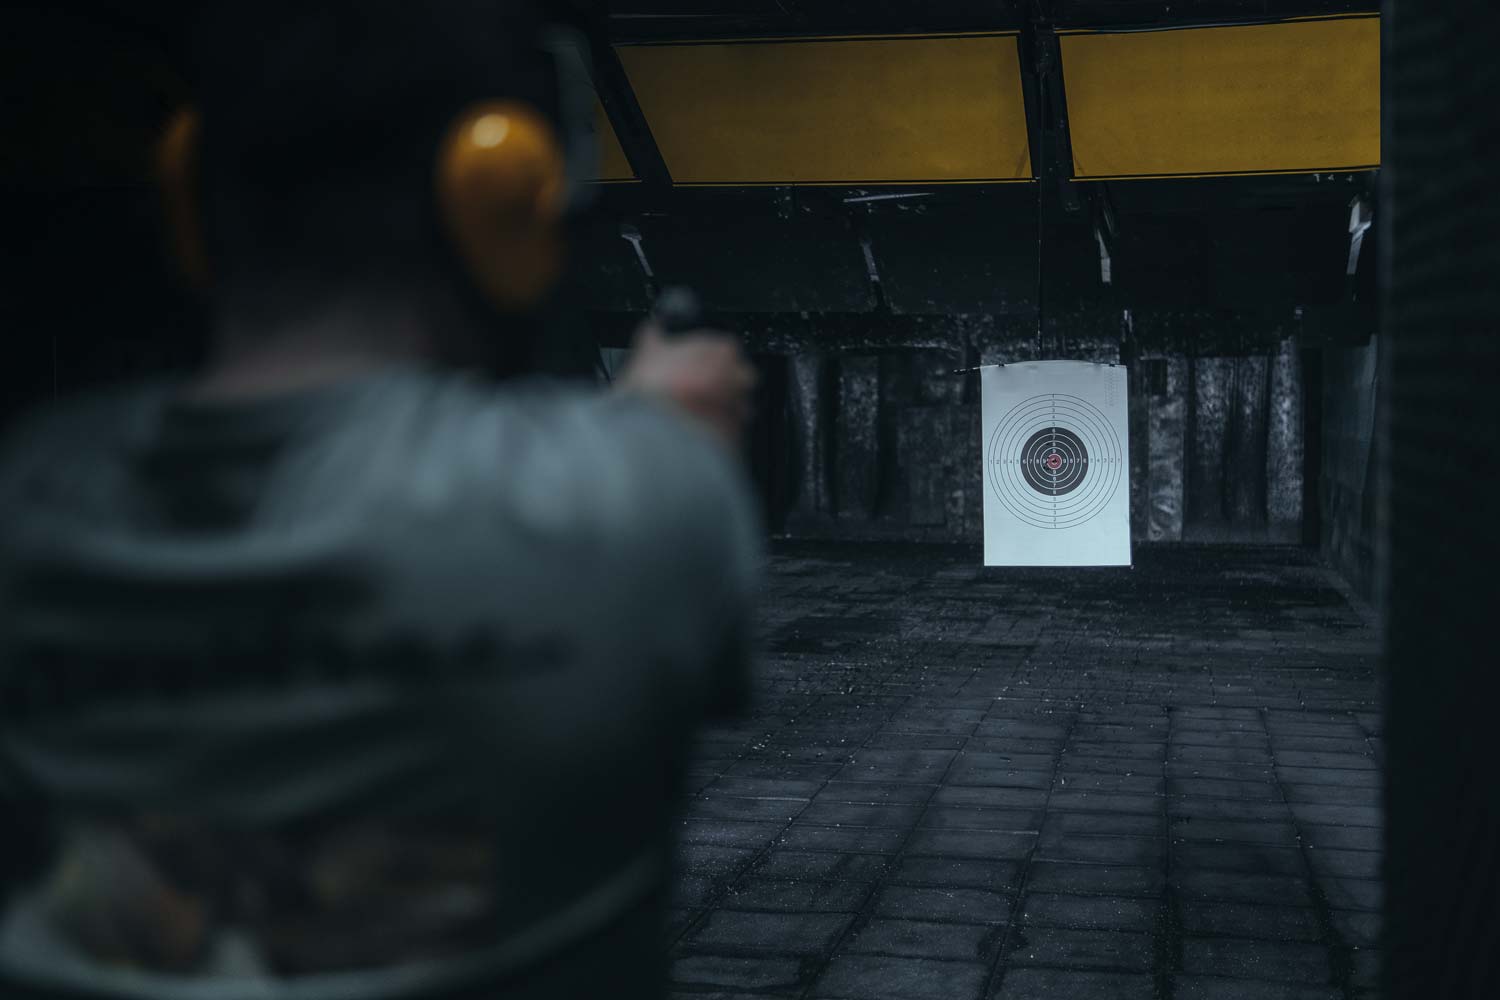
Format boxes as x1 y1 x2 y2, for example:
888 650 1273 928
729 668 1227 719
1020 426 1088 496
987 393 1124 530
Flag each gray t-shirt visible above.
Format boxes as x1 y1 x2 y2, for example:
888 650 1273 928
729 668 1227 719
0 367 759 999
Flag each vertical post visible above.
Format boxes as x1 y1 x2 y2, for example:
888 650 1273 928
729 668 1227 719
788 352 830 519
1383 1 1500 996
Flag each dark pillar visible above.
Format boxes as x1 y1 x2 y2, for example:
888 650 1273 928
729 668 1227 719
1265 340 1305 533
834 355 880 519
898 406 948 527
1187 356 1233 524
789 352 830 517
1227 355 1270 525
1384 1 1500 997
1146 358 1188 542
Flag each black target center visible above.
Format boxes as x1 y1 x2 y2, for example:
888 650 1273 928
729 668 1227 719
1021 427 1089 496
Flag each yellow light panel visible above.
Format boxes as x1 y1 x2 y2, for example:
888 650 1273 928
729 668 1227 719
617 34 1033 185
1061 16 1380 180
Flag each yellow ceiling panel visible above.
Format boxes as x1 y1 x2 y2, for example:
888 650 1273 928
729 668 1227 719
616 34 1033 185
1061 16 1380 179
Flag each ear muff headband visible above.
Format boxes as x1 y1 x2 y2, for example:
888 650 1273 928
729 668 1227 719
156 108 210 285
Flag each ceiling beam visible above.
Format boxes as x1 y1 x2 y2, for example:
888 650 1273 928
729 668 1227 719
585 301 1373 355
1054 1 1378 31
584 25 672 186
605 4 1026 43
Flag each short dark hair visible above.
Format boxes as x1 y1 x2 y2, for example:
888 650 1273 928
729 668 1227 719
192 1 566 302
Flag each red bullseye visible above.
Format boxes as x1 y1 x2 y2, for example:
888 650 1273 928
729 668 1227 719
1016 425 1090 499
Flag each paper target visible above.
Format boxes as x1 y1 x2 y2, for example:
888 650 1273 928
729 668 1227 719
987 394 1123 529
981 362 1131 566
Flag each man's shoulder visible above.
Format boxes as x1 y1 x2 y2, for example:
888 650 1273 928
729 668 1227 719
3 381 167 443
0 382 170 488
456 380 756 535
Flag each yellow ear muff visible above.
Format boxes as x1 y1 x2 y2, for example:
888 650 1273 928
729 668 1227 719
435 101 566 312
156 107 210 285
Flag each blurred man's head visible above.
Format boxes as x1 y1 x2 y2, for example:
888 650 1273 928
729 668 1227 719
186 1 592 374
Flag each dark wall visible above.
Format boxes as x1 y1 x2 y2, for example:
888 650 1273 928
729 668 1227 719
762 325 1305 546
1 5 201 429
1181 344 1305 543
1319 336 1382 600
779 338 1024 542
1383 1 1500 997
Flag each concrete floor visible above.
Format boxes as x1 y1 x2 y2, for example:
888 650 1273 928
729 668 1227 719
669 542 1382 1000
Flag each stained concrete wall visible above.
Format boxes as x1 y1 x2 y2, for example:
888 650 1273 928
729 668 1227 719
778 332 1304 546
1133 357 1189 541
783 347 987 541
1179 343 1304 543
1319 336 1382 600
780 325 1041 541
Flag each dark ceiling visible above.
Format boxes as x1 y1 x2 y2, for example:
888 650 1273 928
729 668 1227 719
602 0 1374 36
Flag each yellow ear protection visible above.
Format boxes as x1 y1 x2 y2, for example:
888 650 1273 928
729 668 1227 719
434 100 567 311
155 27 593 314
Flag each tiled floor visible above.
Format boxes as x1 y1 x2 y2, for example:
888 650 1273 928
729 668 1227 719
668 542 1381 1000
